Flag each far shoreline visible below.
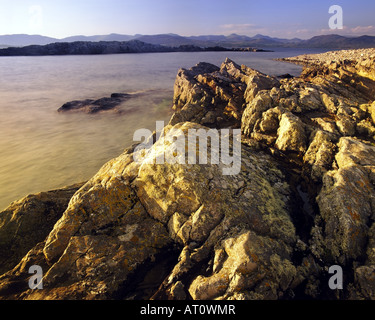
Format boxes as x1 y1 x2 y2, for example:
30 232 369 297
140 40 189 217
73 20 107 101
0 40 274 57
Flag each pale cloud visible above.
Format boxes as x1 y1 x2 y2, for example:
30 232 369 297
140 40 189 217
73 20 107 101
220 23 260 34
218 23 375 39
219 24 313 39
347 25 375 35
274 25 375 39
219 23 285 38
319 25 375 36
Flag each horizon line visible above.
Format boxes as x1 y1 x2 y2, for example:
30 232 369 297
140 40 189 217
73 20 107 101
0 32 374 41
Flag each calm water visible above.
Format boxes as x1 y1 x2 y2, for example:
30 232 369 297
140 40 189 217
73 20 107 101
0 48 325 210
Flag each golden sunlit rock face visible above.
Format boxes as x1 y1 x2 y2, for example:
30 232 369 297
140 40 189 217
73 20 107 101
1 49 375 300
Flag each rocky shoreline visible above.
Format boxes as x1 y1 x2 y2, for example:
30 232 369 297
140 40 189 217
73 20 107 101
277 48 375 66
1 48 375 300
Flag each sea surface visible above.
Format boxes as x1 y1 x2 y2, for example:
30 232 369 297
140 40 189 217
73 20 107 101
0 48 326 210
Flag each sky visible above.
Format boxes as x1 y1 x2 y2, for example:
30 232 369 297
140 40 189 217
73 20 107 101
0 0 374 39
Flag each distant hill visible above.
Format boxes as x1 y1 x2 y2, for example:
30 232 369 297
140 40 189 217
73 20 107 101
134 34 197 47
0 40 174 56
0 33 136 47
0 33 375 49
0 40 270 56
0 34 57 47
61 33 136 43
299 34 375 48
141 33 375 49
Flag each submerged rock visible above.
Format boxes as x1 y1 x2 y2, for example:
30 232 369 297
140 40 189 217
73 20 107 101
58 93 132 114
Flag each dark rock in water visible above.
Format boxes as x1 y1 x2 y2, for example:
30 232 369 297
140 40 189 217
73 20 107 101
110 93 131 99
277 73 294 79
58 93 131 114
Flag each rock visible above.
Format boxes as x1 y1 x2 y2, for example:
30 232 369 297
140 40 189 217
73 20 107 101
188 230 297 300
169 104 204 126
275 112 307 154
336 115 356 136
311 118 338 135
357 119 375 139
171 60 246 128
352 266 375 299
58 90 173 115
321 92 338 114
201 110 217 124
58 93 131 114
350 223 375 299
169 281 186 300
0 183 84 275
278 94 300 112
241 92 274 137
297 85 322 111
370 101 375 125
242 67 280 103
172 62 219 110
312 137 375 264
258 108 280 134
303 130 337 181
277 74 294 79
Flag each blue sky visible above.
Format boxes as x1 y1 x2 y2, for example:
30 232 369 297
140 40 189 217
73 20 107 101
0 0 374 39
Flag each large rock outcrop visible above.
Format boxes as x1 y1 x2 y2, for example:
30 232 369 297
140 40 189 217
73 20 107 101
169 58 278 129
1 49 375 300
0 122 297 300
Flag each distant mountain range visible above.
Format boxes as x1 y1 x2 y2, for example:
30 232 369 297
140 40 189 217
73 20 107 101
1 33 375 49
